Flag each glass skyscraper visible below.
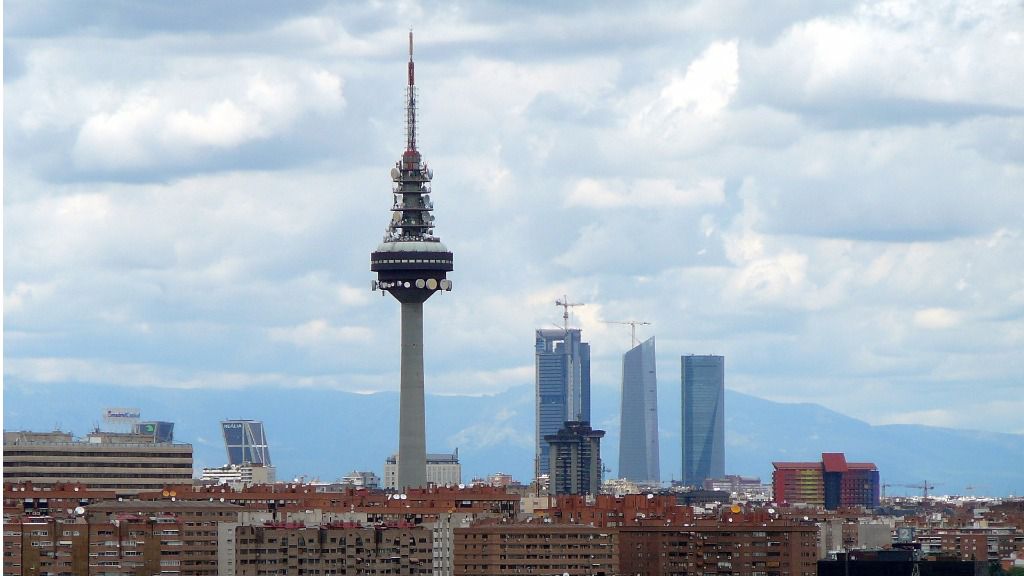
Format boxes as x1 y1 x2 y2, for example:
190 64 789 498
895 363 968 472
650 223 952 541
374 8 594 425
221 419 271 466
535 328 590 479
618 336 660 483
681 355 724 486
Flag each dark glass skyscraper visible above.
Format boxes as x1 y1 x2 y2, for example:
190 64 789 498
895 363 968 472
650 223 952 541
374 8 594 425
221 420 271 466
546 420 605 495
681 355 724 486
535 328 590 479
618 336 660 483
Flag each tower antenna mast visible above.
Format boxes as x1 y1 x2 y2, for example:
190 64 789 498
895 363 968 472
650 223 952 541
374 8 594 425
555 295 584 332
604 320 652 347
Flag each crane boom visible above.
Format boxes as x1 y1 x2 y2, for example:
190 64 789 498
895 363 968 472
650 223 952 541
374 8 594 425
555 295 584 331
604 320 652 347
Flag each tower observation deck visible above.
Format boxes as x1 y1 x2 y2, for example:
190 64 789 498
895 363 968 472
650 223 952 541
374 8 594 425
370 32 453 491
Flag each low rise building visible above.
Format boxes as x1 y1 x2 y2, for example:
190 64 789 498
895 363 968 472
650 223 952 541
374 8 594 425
200 463 276 488
384 450 461 490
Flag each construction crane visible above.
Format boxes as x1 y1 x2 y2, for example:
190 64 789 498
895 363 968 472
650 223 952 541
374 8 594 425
604 320 651 347
555 295 584 331
887 481 937 499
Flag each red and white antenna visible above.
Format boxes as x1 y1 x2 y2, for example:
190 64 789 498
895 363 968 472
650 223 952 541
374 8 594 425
405 29 417 153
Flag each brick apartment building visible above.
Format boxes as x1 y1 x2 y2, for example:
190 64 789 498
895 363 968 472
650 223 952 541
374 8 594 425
453 521 617 576
228 522 433 575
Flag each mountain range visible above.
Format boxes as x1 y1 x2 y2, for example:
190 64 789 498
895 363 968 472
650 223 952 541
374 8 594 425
4 380 1022 496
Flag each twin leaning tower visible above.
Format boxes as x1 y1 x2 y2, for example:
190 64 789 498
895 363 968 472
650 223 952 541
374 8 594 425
370 32 453 491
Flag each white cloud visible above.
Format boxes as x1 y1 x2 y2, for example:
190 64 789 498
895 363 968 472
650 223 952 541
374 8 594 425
913 308 962 330
70 66 344 170
268 320 372 348
631 40 739 139
745 1 1024 109
565 178 725 209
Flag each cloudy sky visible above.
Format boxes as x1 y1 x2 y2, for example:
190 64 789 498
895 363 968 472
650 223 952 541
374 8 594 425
5 1 1023 437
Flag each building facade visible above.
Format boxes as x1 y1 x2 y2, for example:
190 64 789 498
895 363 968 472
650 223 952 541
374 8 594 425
384 451 461 490
221 420 271 466
535 328 591 479
229 522 433 575
453 523 617 576
681 354 725 486
545 421 605 496
618 336 660 483
3 430 193 495
772 453 880 509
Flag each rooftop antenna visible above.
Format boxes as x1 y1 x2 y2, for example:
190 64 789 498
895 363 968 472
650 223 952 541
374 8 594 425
603 320 652 347
406 28 417 153
555 295 584 331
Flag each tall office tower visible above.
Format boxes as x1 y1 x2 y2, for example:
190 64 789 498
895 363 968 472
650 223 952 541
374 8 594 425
370 32 454 491
545 420 605 496
221 419 271 466
535 328 591 479
618 336 660 483
681 354 725 486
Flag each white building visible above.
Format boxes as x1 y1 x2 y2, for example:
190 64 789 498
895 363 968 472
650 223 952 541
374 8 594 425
201 463 276 488
384 450 460 490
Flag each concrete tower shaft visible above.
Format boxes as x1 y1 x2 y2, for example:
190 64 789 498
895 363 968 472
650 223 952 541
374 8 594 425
370 32 453 491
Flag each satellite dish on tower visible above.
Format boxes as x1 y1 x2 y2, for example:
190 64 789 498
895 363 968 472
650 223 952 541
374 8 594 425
391 167 401 180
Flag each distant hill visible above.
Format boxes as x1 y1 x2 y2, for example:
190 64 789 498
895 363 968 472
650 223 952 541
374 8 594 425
4 380 1022 496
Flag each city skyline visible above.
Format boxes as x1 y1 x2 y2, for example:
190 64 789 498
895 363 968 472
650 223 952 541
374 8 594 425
4 0 1024 466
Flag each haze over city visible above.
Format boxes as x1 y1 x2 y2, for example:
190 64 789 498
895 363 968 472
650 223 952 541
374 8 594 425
5 0 1024 488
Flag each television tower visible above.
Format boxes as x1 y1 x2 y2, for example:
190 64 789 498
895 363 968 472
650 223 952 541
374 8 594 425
370 31 454 491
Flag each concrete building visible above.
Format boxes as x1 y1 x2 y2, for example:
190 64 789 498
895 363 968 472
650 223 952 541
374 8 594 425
772 453 880 509
370 32 455 491
535 327 591 479
618 336 660 484
384 450 461 490
339 470 381 489
681 354 725 486
545 420 605 496
3 430 193 495
221 420 271 466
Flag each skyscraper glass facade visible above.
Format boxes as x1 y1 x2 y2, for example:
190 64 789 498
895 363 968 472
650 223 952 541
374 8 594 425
681 355 724 486
618 336 660 483
535 328 590 478
221 420 271 466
